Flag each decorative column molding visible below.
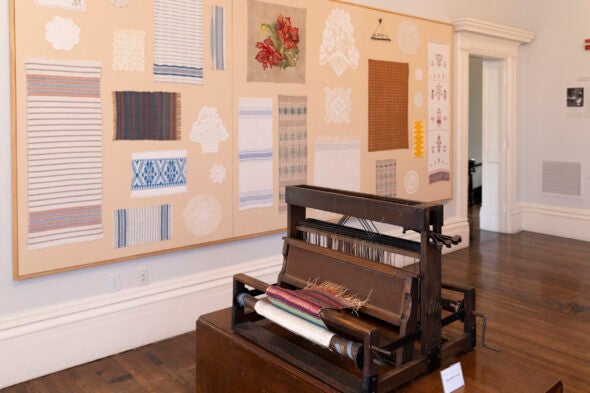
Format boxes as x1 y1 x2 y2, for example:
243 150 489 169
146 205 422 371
452 18 535 234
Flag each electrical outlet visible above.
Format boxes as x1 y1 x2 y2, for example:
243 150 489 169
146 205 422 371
109 273 121 292
138 267 149 286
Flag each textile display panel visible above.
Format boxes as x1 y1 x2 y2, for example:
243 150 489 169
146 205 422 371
10 0 452 278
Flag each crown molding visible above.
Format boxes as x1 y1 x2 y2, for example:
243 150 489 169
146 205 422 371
452 17 536 44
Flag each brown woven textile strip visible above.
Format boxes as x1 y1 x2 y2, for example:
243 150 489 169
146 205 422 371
368 59 409 152
113 91 181 140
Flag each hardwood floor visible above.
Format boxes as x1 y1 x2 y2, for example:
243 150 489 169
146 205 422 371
3 229 589 392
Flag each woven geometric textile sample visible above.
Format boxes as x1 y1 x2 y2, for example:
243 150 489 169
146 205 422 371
26 59 103 249
154 0 203 84
278 95 307 212
238 97 274 210
324 87 351 125
368 59 409 152
375 159 396 197
113 204 172 248
131 150 187 198
427 41 451 183
113 91 181 140
211 5 226 70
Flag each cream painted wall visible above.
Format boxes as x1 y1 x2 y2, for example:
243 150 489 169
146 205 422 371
518 0 590 209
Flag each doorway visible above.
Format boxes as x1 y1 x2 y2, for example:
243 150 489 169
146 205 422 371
468 56 503 233
453 18 535 242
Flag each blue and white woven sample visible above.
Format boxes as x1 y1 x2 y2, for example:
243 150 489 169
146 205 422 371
211 5 226 70
154 0 203 84
113 204 172 248
26 59 103 249
238 97 273 210
131 150 187 198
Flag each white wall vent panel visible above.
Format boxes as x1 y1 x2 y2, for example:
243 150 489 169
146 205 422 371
541 161 581 196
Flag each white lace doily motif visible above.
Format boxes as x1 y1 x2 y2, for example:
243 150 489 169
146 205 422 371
404 170 420 194
209 164 226 184
324 86 351 124
415 67 424 81
45 16 80 51
190 107 229 153
112 28 145 72
319 9 359 76
397 21 420 56
183 194 223 237
414 91 424 108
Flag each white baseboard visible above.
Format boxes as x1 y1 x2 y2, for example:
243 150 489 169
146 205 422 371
0 215 470 389
520 203 590 242
0 257 283 389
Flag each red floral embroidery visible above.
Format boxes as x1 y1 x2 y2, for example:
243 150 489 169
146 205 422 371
255 14 300 71
276 15 299 49
255 37 284 70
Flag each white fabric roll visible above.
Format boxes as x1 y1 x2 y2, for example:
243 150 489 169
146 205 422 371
254 299 335 348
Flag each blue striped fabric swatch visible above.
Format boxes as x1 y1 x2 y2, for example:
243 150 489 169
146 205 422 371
238 97 274 210
113 204 172 248
211 5 226 70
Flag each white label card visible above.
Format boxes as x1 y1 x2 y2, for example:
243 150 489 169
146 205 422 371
440 362 465 393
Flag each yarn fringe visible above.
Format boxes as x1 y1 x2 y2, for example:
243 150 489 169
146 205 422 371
305 279 369 312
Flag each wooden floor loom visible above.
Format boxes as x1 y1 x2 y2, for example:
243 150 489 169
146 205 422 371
231 185 476 392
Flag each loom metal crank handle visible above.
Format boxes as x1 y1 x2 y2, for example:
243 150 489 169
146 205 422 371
473 311 500 352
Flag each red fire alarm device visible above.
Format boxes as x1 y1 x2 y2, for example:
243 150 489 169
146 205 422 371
585 38 590 50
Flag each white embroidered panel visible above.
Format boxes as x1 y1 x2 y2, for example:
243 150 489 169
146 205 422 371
35 0 86 11
314 137 360 192
427 41 451 184
113 28 145 72
190 106 229 154
324 87 351 124
110 0 131 6
319 8 359 76
396 21 420 56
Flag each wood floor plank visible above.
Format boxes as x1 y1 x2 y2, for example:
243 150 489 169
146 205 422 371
2 228 589 392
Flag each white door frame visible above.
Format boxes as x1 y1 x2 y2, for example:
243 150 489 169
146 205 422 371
452 18 535 237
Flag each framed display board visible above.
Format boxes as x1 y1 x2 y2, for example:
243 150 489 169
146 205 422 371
10 0 453 278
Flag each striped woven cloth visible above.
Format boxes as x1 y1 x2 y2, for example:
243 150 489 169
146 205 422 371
238 97 273 210
26 59 103 249
113 91 181 140
266 284 362 328
154 0 203 84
